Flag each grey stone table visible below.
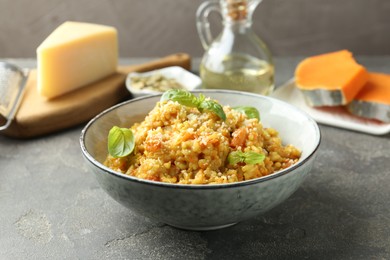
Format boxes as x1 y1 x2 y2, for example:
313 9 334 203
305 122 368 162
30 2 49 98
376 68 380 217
1 57 390 259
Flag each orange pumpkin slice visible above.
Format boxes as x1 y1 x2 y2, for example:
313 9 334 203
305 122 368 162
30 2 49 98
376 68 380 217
295 50 369 106
348 72 390 122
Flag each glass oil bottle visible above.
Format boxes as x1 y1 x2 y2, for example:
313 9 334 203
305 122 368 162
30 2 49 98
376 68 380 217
197 0 274 95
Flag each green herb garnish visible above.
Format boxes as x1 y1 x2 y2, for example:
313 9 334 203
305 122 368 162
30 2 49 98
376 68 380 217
233 106 260 120
161 89 226 121
197 94 226 121
107 126 135 158
161 89 198 107
227 151 265 165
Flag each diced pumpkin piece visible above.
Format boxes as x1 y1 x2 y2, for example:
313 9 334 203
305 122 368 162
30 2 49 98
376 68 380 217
347 72 390 122
295 50 369 106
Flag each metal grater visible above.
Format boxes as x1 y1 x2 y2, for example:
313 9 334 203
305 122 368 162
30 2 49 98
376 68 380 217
0 62 28 131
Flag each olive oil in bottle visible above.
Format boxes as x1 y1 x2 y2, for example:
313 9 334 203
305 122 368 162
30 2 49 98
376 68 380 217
197 0 274 95
200 54 274 95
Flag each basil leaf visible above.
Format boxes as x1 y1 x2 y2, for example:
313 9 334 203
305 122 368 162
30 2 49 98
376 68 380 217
160 89 198 107
228 151 265 165
233 106 260 120
108 126 135 158
227 151 246 164
243 151 265 164
161 89 226 121
198 93 206 103
199 99 227 121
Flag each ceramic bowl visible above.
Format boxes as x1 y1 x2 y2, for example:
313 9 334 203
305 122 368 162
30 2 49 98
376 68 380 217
80 90 321 231
126 66 201 98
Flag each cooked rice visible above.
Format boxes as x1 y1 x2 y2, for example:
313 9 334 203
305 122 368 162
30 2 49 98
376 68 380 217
104 99 301 184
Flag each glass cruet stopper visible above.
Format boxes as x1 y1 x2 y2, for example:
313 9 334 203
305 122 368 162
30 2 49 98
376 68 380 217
196 0 274 95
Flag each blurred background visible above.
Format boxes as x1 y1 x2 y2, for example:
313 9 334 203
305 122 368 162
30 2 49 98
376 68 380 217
1 0 390 58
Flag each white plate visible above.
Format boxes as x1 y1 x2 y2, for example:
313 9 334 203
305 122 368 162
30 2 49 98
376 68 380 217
126 66 202 98
271 79 390 135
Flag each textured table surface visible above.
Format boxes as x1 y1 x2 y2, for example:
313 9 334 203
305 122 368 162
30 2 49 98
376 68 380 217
1 57 390 259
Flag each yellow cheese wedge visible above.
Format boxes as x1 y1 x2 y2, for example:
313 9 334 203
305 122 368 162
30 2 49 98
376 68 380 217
37 21 118 99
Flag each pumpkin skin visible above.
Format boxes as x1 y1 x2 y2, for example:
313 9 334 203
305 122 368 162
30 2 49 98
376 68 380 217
348 72 390 123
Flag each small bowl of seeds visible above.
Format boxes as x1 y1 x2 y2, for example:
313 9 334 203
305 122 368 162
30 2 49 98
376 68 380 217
126 66 202 98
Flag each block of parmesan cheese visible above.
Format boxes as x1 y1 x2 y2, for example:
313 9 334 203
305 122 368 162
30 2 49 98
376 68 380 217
37 21 118 99
295 50 368 106
348 72 390 122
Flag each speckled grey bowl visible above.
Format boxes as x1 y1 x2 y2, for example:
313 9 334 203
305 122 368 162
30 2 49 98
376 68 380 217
80 90 321 231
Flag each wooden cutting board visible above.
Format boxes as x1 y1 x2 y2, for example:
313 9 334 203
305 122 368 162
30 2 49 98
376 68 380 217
1 53 191 138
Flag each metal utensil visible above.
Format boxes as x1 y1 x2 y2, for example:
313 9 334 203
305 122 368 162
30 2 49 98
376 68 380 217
0 62 28 131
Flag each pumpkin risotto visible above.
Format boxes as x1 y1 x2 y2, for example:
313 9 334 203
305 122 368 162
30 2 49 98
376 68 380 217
104 93 301 184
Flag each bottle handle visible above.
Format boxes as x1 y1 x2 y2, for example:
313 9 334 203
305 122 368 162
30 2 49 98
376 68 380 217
196 1 221 50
